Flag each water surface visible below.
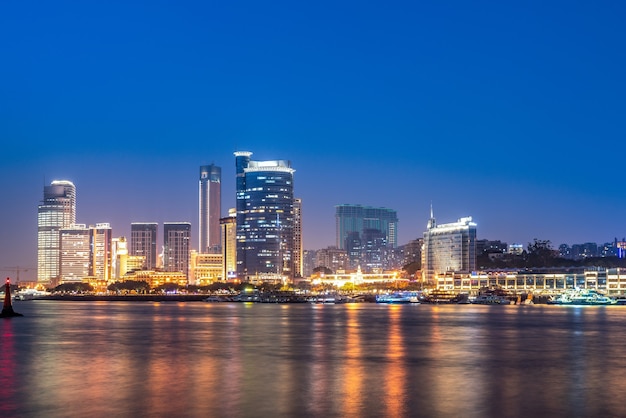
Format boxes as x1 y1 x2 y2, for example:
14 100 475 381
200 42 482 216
2 301 626 417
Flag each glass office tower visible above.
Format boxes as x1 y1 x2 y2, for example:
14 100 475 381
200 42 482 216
130 222 158 269
37 180 76 286
164 222 191 278
335 204 398 250
199 164 221 253
235 151 295 281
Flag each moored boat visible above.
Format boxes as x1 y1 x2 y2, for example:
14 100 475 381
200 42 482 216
547 288 617 305
471 294 511 305
376 292 420 304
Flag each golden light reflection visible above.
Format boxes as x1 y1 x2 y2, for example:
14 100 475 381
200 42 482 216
307 304 326 416
342 303 364 416
382 305 407 418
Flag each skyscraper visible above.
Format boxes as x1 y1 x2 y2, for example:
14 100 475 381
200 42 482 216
422 210 477 282
59 223 113 282
293 198 303 278
235 151 296 281
59 224 90 283
164 222 191 278
90 223 112 281
130 223 158 269
335 204 398 250
199 164 221 253
37 180 76 286
220 208 237 281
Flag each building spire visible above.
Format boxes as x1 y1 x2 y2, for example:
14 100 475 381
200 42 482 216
427 202 436 229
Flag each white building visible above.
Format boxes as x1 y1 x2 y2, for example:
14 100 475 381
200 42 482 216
422 209 477 282
37 180 76 286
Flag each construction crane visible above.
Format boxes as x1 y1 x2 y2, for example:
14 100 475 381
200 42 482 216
0 266 35 286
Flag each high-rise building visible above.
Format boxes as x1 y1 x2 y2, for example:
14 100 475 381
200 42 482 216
59 224 90 283
220 208 237 281
90 223 112 281
422 209 477 282
59 223 112 282
361 228 387 272
235 151 296 281
37 180 76 286
315 247 349 273
112 237 128 279
293 198 303 278
335 204 398 250
199 164 222 253
302 249 317 278
164 222 191 278
130 223 158 269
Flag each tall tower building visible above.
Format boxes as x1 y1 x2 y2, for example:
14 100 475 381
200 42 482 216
59 224 90 283
164 222 191 278
220 208 237 281
293 198 303 278
335 204 398 250
37 180 76 286
422 212 477 283
235 151 295 281
112 237 129 279
90 223 112 281
199 164 222 253
130 223 158 269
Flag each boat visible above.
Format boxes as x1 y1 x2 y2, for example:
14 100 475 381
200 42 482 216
376 292 420 304
547 288 617 305
203 295 225 302
13 288 51 300
421 290 465 304
471 294 512 305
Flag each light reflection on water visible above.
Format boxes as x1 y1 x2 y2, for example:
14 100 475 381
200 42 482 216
3 301 626 417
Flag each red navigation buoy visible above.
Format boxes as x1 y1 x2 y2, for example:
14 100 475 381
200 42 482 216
1 277 23 318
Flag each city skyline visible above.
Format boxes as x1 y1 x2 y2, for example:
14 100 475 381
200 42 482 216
2 1 625 281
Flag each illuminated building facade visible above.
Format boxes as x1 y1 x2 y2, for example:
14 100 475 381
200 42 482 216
122 270 188 288
130 223 158 269
59 224 90 283
90 223 112 281
335 204 398 250
59 223 112 282
112 237 128 279
235 151 296 281
37 180 76 286
422 211 477 282
199 164 221 253
190 251 222 285
164 222 191 278
315 247 350 273
220 209 237 281
293 198 303 278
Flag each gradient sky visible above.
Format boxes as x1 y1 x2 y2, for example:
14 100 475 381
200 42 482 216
2 0 625 281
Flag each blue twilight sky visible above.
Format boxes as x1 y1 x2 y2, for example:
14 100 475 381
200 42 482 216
1 0 625 281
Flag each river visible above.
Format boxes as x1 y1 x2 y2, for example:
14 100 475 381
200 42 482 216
2 300 626 417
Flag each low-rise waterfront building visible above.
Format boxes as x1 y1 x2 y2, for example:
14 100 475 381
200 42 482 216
122 270 188 288
309 267 405 289
431 267 626 295
190 251 222 285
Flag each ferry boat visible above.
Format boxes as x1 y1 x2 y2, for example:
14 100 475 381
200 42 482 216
376 292 420 304
547 288 617 305
470 294 511 305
